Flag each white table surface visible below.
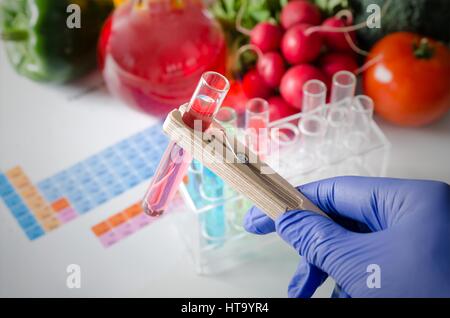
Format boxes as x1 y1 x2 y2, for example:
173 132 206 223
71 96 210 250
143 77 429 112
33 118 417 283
1 47 449 298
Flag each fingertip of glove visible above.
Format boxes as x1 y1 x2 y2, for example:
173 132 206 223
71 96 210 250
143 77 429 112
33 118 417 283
244 206 275 235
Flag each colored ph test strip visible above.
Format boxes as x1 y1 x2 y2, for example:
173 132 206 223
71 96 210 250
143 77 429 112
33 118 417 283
91 193 184 248
91 202 154 247
0 124 169 241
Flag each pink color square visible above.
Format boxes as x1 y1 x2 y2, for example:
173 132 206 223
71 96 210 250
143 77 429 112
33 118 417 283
98 231 118 248
131 213 154 229
57 208 78 224
111 222 136 240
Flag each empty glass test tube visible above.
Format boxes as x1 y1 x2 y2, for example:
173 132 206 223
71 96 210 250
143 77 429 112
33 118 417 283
302 79 327 114
298 115 328 170
345 95 375 152
330 71 356 106
142 72 230 216
245 98 270 158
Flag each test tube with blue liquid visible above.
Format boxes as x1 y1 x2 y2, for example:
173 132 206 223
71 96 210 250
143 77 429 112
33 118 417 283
200 107 238 242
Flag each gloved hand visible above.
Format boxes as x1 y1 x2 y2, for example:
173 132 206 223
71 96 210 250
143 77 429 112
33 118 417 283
244 177 450 298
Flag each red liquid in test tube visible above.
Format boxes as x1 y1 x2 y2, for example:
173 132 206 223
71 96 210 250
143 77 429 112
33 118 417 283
142 72 230 216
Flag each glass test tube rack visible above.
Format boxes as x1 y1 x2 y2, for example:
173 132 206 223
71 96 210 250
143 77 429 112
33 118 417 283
173 103 391 275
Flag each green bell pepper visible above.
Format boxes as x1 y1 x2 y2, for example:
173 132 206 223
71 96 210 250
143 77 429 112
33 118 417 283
0 0 113 83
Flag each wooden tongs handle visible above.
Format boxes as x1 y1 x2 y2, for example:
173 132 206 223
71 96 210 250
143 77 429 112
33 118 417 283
164 109 327 220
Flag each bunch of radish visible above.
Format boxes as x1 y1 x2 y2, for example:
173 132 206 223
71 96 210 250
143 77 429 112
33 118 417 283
238 0 359 121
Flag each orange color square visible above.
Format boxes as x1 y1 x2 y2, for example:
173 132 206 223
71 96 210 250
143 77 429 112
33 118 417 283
124 203 142 219
34 207 53 220
27 196 47 211
11 175 32 189
6 166 24 180
108 213 127 227
92 222 111 236
41 217 60 232
19 185 39 199
51 198 70 212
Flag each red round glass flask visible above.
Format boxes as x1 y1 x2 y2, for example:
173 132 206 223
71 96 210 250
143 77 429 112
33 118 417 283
101 0 227 117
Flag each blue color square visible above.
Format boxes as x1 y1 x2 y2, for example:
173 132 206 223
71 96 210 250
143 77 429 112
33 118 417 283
17 214 38 229
135 139 154 153
91 191 110 205
104 153 123 167
122 173 140 188
0 173 7 185
91 162 109 176
36 179 53 192
116 140 133 153
0 182 14 198
60 179 78 193
66 188 85 204
53 171 71 184
73 199 92 214
73 171 93 185
114 163 132 178
68 163 92 184
136 165 154 180
143 125 161 139
129 156 147 170
99 147 116 159
97 171 115 185
25 225 45 240
38 187 61 202
86 155 103 170
68 163 87 177
131 132 149 146
83 179 101 194
122 147 139 161
151 132 168 147
107 182 125 196
10 203 30 219
3 192 22 209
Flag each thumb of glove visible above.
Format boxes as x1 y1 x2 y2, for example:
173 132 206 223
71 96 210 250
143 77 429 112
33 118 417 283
275 209 366 289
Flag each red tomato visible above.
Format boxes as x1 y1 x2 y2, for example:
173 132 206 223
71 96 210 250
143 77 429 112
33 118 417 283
363 32 450 127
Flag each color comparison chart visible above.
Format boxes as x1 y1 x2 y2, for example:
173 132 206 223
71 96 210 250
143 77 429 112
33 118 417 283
0 124 169 246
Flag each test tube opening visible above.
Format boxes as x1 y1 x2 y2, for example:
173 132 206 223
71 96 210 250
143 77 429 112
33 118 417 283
270 123 300 146
185 72 230 130
245 98 270 121
352 95 374 115
327 108 348 128
331 71 356 105
302 79 327 113
299 116 327 137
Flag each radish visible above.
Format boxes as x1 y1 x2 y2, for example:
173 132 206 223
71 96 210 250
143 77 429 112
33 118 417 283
280 0 322 29
321 17 357 52
267 96 299 121
249 22 283 53
242 68 272 99
319 52 358 79
257 52 286 88
280 64 327 110
281 24 323 65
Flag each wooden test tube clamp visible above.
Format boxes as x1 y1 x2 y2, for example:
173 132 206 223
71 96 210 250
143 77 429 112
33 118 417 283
163 109 327 220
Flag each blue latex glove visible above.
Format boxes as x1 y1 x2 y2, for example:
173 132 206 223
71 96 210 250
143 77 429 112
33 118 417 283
244 177 450 298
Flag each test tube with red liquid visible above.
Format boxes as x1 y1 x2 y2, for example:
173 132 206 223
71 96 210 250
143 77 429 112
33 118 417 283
142 72 230 216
